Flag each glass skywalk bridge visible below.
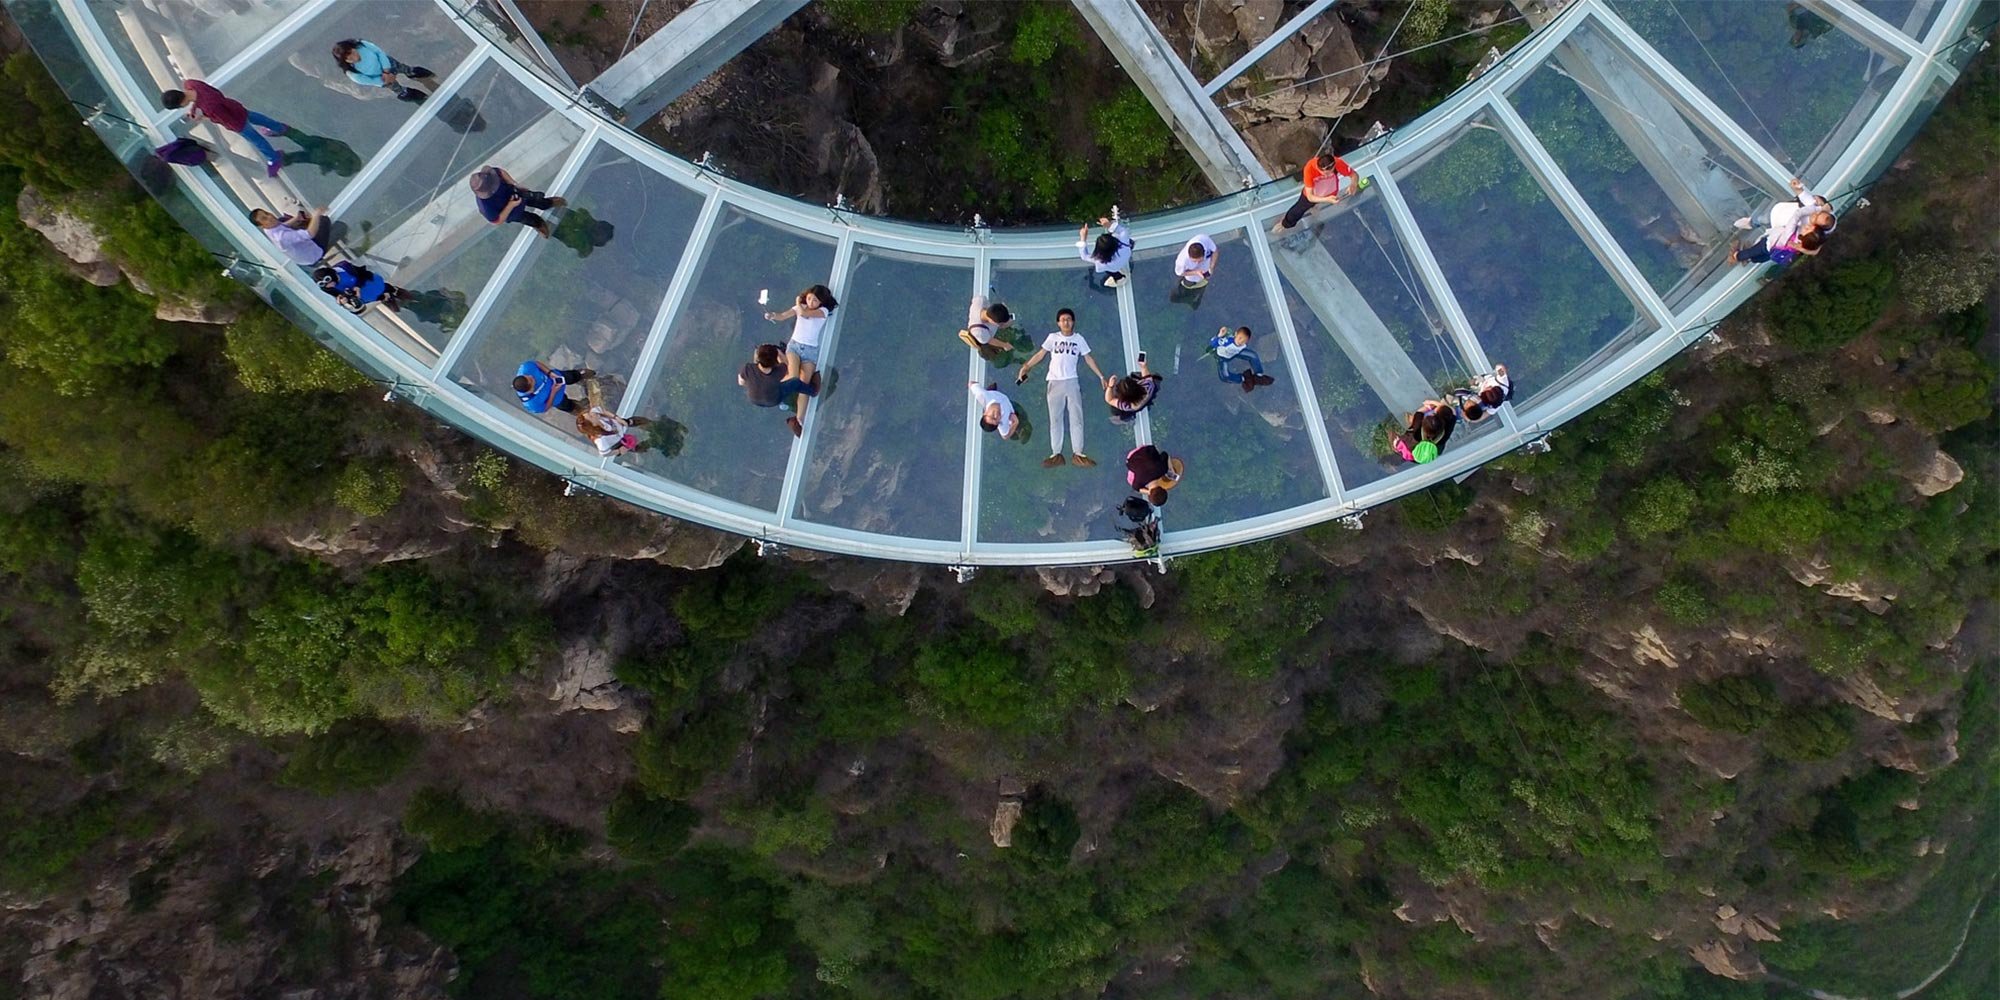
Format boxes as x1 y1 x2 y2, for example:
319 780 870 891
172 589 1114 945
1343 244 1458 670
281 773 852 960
12 0 1994 567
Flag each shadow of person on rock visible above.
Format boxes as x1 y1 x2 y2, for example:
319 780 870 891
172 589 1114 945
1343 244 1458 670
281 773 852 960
399 288 471 333
282 131 363 178
551 207 616 258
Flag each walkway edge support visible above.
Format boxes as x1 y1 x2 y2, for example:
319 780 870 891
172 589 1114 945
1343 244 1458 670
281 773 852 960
1247 212 1345 507
961 249 991 555
583 0 807 124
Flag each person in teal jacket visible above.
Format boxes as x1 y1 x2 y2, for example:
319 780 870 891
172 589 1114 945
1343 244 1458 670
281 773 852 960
331 40 434 103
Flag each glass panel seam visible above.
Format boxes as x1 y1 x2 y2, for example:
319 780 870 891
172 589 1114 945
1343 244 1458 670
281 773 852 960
1114 266 1151 448
1485 94 1676 330
612 185 729 422
204 0 340 91
327 47 495 219
1244 211 1347 507
428 125 604 380
774 230 857 529
1805 0 1930 62
961 248 989 555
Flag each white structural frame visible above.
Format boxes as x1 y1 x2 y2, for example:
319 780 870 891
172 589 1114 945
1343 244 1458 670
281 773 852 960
20 0 1984 567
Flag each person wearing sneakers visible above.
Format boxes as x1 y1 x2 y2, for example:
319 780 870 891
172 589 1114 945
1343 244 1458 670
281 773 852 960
1275 152 1359 231
513 359 594 415
250 206 334 266
957 294 1023 364
333 39 435 104
1016 307 1110 468
763 284 838 436
1209 326 1276 392
1077 216 1133 291
471 165 567 239
1170 234 1218 308
970 381 1026 441
575 405 651 457
738 343 820 437
161 80 290 177
1105 354 1163 424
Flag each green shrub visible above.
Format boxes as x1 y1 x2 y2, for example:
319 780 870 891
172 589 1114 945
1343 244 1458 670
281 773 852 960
403 788 503 852
224 307 370 394
1010 1 1081 66
821 0 921 34
1624 477 1696 538
1092 87 1172 168
333 461 403 518
633 701 745 800
1402 480 1476 531
1899 248 1999 317
1766 703 1855 761
1656 577 1715 625
0 54 125 193
605 784 697 862
0 790 122 891
276 718 420 794
1679 674 1782 734
1765 256 1895 350
1901 342 1994 432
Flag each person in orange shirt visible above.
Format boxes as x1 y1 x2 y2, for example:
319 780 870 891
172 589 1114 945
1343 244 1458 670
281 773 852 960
1274 152 1358 232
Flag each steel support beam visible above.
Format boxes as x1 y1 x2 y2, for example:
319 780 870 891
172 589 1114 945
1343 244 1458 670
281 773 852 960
328 49 492 219
1805 0 1930 63
1069 0 1271 189
960 250 992 554
1266 234 1438 410
775 230 857 528
611 177 729 421
583 0 806 125
1203 0 1341 95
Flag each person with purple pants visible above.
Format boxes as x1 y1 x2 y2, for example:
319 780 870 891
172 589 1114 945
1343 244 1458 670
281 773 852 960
161 80 289 177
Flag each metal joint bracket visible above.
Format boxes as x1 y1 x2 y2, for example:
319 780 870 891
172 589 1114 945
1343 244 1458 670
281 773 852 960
1524 435 1554 455
216 253 250 280
1698 329 1724 347
951 564 977 584
966 214 991 244
754 538 788 558
1149 553 1170 574
692 150 724 178
827 193 855 228
1338 512 1366 531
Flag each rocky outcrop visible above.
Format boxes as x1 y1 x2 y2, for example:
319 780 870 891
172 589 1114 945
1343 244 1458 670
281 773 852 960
1907 447 1964 497
1689 938 1765 980
786 554 925 615
1194 1 1384 173
16 185 248 325
1037 564 1115 597
1787 556 1897 614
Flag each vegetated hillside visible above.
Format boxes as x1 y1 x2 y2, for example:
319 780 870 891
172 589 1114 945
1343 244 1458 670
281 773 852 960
1 23 1998 1000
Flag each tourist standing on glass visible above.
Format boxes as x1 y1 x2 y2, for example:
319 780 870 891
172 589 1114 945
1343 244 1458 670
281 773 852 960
1016 307 1110 468
333 39 435 104
161 80 290 177
1274 152 1359 232
739 343 820 438
763 285 838 433
470 166 566 239
1169 234 1217 307
1077 216 1133 290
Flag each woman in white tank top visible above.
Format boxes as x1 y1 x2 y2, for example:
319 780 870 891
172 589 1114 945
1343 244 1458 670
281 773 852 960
762 284 839 430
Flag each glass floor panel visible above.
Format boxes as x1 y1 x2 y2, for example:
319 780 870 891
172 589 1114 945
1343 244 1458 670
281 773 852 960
1272 196 1498 490
445 142 708 447
86 0 300 90
794 248 973 542
1608 0 1906 177
1399 117 1645 408
208 1 477 210
979 259 1135 544
335 59 583 364
1509 24 1782 308
1857 0 1946 40
625 207 839 512
1132 227 1328 529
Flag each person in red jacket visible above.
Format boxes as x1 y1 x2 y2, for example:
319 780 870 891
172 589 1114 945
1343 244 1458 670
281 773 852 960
1274 152 1359 232
161 80 291 177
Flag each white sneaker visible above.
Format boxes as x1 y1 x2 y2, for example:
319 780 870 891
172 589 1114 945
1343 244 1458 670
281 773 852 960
1733 217 1752 230
1102 276 1123 288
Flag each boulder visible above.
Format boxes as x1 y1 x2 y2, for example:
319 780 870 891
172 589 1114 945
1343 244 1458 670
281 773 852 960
1689 939 1764 980
1909 448 1964 497
989 799 1022 848
1037 564 1114 597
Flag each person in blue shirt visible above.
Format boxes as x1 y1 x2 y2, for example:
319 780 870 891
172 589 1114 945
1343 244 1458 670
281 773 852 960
513 360 595 415
331 40 434 103
1208 326 1276 393
312 261 405 314
470 166 566 239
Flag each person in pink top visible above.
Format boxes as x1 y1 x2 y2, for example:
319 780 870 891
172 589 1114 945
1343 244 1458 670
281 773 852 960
161 80 291 177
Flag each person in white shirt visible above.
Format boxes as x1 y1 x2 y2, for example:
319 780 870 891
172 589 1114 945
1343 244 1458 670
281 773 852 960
1736 177 1835 248
969 381 1025 440
1077 216 1133 290
1015 307 1111 467
574 406 651 457
1170 234 1218 308
762 284 837 432
1455 363 1511 423
957 294 1023 364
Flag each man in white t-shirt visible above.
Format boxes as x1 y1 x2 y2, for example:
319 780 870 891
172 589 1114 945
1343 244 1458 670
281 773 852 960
1015 307 1110 468
1169 234 1218 308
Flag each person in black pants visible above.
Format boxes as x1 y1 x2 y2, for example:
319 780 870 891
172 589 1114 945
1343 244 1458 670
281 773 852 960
470 165 565 239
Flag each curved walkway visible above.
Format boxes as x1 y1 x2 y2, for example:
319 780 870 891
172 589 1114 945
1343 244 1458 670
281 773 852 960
18 0 1994 567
